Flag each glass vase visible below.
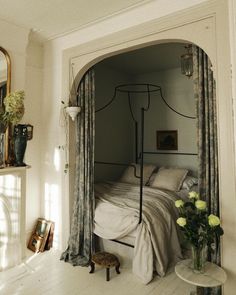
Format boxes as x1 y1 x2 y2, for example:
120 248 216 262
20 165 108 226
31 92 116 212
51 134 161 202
191 245 206 273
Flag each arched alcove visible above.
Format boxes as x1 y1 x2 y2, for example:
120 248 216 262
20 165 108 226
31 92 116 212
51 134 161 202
61 4 236 292
71 38 214 94
68 38 213 209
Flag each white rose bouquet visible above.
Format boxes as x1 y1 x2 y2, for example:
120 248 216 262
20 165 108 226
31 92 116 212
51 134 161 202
3 90 25 125
175 191 223 252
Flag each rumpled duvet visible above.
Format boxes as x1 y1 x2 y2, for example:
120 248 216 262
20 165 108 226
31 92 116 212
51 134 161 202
94 182 182 284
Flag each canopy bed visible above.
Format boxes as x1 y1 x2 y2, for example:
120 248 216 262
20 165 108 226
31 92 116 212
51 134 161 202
61 44 220 294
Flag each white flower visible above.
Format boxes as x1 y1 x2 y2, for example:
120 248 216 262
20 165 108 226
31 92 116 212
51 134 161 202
195 200 207 210
175 200 184 208
188 191 199 200
4 90 25 124
177 217 187 227
208 214 220 227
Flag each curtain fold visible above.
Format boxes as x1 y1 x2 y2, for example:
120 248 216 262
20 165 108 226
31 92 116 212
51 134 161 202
193 45 220 295
61 69 95 266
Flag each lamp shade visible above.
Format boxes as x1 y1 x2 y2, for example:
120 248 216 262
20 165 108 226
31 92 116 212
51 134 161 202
181 45 193 78
66 106 81 121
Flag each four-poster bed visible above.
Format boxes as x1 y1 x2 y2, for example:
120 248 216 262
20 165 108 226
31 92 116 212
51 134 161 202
94 83 197 283
95 83 197 226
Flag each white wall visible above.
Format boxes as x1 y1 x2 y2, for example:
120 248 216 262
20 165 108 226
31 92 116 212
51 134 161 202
40 48 64 249
24 39 43 240
94 63 134 181
133 67 197 172
0 20 43 246
0 19 28 91
48 0 208 51
228 0 236 166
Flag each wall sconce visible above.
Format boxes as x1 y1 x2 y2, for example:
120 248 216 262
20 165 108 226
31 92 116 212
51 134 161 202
66 106 81 121
181 44 193 78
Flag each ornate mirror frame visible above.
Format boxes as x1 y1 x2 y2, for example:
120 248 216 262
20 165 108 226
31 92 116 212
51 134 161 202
0 46 11 166
0 46 11 94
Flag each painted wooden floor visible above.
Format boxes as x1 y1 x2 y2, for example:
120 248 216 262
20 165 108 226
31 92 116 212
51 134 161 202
0 250 194 295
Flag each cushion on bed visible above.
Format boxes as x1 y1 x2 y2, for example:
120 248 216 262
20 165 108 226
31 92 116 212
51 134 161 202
120 163 156 185
181 176 198 190
176 184 199 201
150 167 188 191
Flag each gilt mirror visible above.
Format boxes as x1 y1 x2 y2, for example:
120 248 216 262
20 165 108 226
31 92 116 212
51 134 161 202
0 46 11 99
0 46 11 166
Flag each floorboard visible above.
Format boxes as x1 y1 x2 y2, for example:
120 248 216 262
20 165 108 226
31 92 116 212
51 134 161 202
0 250 195 295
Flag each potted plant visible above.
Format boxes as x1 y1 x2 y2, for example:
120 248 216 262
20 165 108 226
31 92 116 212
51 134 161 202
61 100 81 121
175 191 224 273
1 90 25 165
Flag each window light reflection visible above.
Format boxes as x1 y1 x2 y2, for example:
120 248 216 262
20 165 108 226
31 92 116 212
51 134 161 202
54 148 60 172
0 174 21 271
44 183 59 248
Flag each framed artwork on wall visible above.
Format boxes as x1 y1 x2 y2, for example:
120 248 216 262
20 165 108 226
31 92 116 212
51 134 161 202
156 130 178 150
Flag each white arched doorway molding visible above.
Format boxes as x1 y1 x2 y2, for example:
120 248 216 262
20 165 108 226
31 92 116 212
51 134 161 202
61 1 236 293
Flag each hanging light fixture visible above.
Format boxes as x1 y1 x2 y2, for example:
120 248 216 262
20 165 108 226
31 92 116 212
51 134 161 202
181 44 193 78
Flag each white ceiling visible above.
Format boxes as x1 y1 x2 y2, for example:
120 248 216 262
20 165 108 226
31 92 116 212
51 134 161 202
0 0 149 40
99 43 188 74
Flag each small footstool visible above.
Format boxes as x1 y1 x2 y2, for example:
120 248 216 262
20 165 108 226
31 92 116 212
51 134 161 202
89 251 120 281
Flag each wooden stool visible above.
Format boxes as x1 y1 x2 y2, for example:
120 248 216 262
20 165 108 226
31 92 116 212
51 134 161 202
89 251 120 281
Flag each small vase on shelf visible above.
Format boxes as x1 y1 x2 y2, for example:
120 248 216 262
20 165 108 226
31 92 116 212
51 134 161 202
66 106 81 121
191 244 207 273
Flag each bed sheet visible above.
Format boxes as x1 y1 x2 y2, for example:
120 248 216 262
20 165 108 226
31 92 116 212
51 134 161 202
94 181 182 284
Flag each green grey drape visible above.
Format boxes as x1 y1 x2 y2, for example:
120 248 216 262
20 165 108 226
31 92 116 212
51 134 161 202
193 46 220 295
61 69 95 266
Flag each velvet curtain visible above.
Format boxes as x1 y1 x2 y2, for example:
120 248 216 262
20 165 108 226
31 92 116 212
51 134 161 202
193 45 220 295
61 69 95 266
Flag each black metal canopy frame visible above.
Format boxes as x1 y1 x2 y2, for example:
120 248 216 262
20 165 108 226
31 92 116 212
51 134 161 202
95 83 197 248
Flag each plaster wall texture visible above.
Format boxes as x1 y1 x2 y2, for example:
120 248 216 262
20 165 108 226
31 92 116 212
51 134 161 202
0 20 42 241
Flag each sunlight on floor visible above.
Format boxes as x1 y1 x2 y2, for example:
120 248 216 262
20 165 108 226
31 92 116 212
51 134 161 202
0 250 194 295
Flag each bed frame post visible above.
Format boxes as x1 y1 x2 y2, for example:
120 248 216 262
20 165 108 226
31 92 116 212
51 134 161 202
139 107 144 224
135 121 138 163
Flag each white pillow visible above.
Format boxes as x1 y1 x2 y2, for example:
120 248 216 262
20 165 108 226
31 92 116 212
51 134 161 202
120 163 156 185
182 176 198 190
150 167 188 192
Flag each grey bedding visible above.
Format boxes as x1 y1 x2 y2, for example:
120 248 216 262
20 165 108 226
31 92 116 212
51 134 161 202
94 181 182 284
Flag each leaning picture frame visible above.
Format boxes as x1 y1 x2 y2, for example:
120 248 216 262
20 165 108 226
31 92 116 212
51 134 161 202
35 218 51 239
28 234 43 253
28 218 52 252
156 130 178 150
